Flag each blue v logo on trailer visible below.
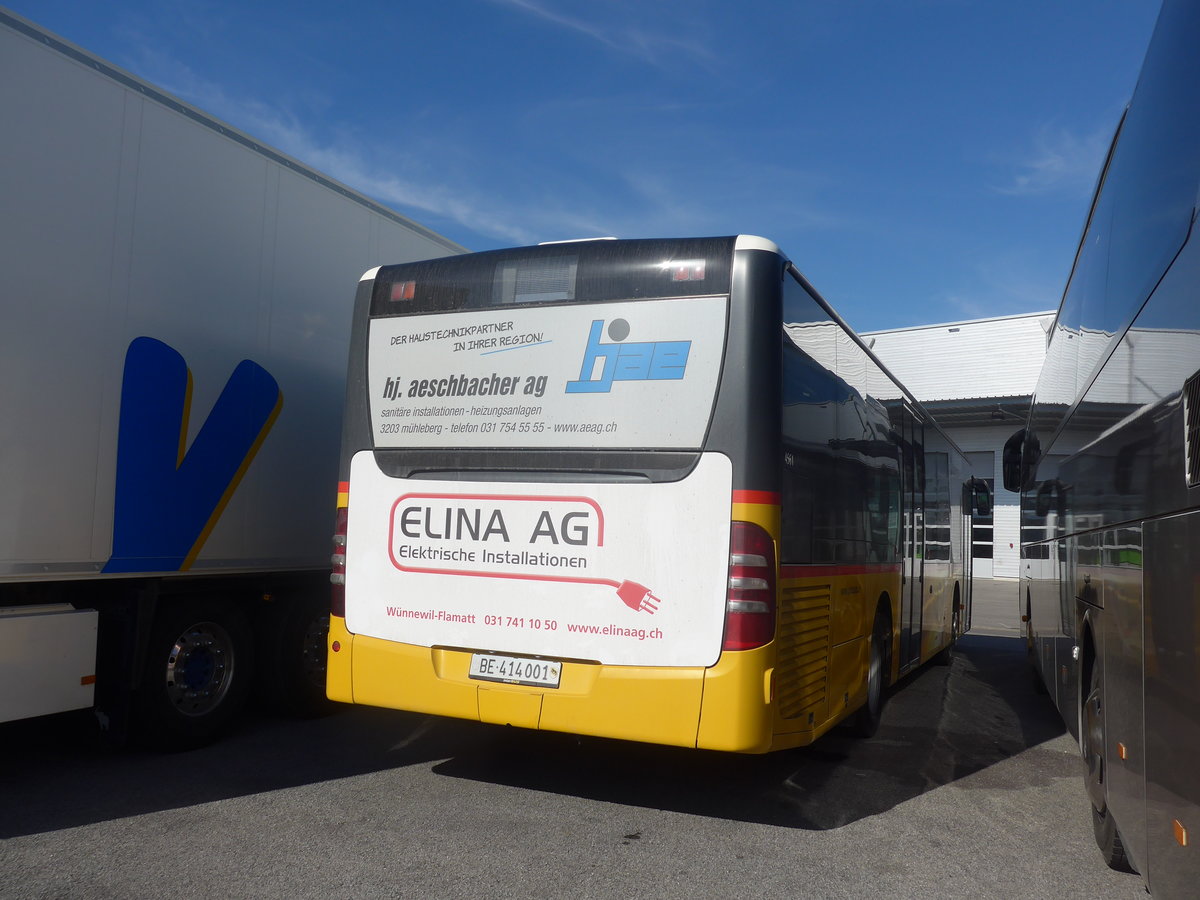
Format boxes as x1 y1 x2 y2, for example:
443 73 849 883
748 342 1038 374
103 337 282 573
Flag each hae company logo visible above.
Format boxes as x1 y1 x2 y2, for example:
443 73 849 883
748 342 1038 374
565 318 691 394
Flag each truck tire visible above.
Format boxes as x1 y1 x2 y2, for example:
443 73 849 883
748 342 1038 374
138 600 254 750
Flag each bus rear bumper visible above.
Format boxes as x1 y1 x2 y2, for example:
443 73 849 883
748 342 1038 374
327 616 775 752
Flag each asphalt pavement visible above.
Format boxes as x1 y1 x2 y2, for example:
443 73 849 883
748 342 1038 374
0 576 1146 900
970 576 1022 639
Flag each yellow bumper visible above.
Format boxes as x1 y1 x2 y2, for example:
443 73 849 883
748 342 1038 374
328 615 775 752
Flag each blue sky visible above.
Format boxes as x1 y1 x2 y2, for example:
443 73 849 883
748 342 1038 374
11 1 1160 330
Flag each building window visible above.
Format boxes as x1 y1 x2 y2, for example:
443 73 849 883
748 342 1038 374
972 477 994 560
965 451 995 562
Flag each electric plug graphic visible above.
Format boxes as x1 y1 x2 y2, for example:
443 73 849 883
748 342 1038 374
615 580 661 615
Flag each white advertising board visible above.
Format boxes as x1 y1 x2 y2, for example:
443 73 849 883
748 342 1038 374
367 296 727 449
344 451 733 667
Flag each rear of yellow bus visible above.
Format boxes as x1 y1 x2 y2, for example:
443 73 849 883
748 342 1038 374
326 236 788 752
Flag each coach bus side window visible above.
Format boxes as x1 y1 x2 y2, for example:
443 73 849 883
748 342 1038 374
924 452 951 561
1102 1 1200 336
867 463 900 563
781 299 845 565
782 276 904 566
781 339 839 565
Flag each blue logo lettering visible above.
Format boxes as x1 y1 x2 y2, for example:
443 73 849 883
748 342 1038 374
564 319 690 394
102 337 283 573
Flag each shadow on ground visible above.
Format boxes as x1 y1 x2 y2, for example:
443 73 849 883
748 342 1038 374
0 634 1066 837
431 634 1070 829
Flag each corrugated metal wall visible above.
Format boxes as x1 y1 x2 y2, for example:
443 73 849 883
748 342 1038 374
867 312 1054 401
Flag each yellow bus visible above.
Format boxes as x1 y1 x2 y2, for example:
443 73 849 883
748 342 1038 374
327 236 986 752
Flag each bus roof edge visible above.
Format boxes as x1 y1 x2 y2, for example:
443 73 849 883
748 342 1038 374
735 235 783 256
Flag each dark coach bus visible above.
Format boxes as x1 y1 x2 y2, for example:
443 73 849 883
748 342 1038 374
1005 1 1200 895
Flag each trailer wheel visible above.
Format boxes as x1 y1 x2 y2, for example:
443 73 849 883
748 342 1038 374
1083 656 1134 873
849 604 890 738
138 601 254 749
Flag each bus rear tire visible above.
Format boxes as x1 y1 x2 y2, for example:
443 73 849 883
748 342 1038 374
849 606 890 738
137 600 254 750
933 597 959 666
258 591 334 717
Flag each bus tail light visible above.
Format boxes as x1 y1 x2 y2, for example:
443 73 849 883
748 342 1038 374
723 521 777 651
330 506 347 617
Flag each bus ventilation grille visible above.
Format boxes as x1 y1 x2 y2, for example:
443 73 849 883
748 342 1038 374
1186 370 1200 487
776 584 831 720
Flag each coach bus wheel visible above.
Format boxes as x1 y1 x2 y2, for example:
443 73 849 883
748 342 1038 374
138 601 254 750
849 606 890 738
1026 597 1046 695
1083 658 1134 873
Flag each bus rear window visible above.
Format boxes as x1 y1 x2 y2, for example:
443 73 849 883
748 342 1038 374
369 237 734 316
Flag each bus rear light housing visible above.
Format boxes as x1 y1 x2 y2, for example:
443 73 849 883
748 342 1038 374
723 521 777 651
331 506 348 617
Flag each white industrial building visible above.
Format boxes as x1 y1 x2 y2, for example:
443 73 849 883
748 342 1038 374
864 311 1056 580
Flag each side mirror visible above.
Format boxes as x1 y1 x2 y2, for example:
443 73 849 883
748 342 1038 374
1002 429 1026 493
973 479 992 517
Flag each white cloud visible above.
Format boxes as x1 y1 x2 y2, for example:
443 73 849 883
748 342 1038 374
996 122 1112 197
937 249 1065 324
116 34 837 251
117 47 542 245
486 0 717 70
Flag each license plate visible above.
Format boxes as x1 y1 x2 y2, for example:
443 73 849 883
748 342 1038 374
469 653 562 688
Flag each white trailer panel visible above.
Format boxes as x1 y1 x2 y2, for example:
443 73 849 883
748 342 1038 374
0 606 98 723
0 9 463 580
0 8 463 736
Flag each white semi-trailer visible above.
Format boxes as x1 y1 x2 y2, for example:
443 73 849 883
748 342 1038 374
0 8 464 747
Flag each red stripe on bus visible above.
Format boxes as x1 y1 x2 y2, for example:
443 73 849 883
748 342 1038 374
779 563 903 578
731 490 780 505
338 481 349 493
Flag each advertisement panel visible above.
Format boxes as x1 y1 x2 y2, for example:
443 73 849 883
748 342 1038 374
367 296 727 449
344 452 733 667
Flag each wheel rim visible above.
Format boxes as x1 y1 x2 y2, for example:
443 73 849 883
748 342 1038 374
164 620 236 717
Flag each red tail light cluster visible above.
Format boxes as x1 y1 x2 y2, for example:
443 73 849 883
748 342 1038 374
330 506 348 617
722 521 777 651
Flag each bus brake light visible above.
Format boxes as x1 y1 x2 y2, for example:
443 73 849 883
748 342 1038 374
330 506 348 617
723 521 776 651
662 259 706 282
